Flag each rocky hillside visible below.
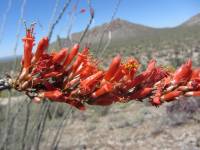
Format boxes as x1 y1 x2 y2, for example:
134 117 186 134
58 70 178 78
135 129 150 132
71 18 156 42
51 18 157 49
182 13 200 26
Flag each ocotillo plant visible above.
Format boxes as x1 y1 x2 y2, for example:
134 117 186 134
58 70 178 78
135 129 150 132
1 25 200 110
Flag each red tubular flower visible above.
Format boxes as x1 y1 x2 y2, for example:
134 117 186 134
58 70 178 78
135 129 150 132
161 90 182 102
64 77 80 89
128 87 152 100
42 71 61 78
151 83 164 106
72 47 89 73
52 48 68 64
145 67 168 87
172 59 192 85
151 97 162 106
89 94 119 106
80 71 104 94
33 37 48 63
146 59 156 71
31 57 54 76
39 89 63 100
111 65 125 82
63 44 79 67
19 28 35 81
190 68 200 80
80 62 98 79
177 86 190 92
104 55 121 81
92 83 113 98
125 60 156 90
125 71 149 90
32 78 43 86
22 28 35 69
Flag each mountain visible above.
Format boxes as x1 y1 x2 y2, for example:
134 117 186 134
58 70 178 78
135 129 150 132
72 18 156 42
52 13 200 51
51 18 157 49
182 13 200 26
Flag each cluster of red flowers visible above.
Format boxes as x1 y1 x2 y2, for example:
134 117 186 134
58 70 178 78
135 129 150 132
13 26 200 110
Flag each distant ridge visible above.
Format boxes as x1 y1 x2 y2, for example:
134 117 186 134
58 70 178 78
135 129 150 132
0 56 20 62
181 13 200 26
52 12 200 49
51 18 157 48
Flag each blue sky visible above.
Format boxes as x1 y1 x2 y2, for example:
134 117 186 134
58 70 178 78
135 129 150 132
0 0 200 58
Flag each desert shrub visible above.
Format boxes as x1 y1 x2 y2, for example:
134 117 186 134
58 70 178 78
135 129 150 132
166 97 200 126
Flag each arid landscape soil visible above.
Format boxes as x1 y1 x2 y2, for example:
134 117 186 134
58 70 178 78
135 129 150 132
40 97 200 150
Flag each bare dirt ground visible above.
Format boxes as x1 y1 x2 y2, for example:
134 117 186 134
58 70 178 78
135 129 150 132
41 97 200 150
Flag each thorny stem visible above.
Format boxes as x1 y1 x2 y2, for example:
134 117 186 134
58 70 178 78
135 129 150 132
48 0 72 41
65 0 80 44
43 103 61 148
55 111 74 149
4 91 11 150
21 99 31 150
0 77 34 99
29 102 48 150
95 0 122 57
23 102 45 150
13 0 26 71
48 0 60 31
50 107 73 150
0 97 29 149
78 0 94 44
0 0 12 45
34 102 51 150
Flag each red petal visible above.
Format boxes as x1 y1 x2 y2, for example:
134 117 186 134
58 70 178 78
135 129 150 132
53 48 68 64
34 37 48 62
63 44 79 67
104 55 121 81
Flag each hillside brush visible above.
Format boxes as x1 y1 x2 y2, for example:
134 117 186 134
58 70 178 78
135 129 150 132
1 25 200 110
